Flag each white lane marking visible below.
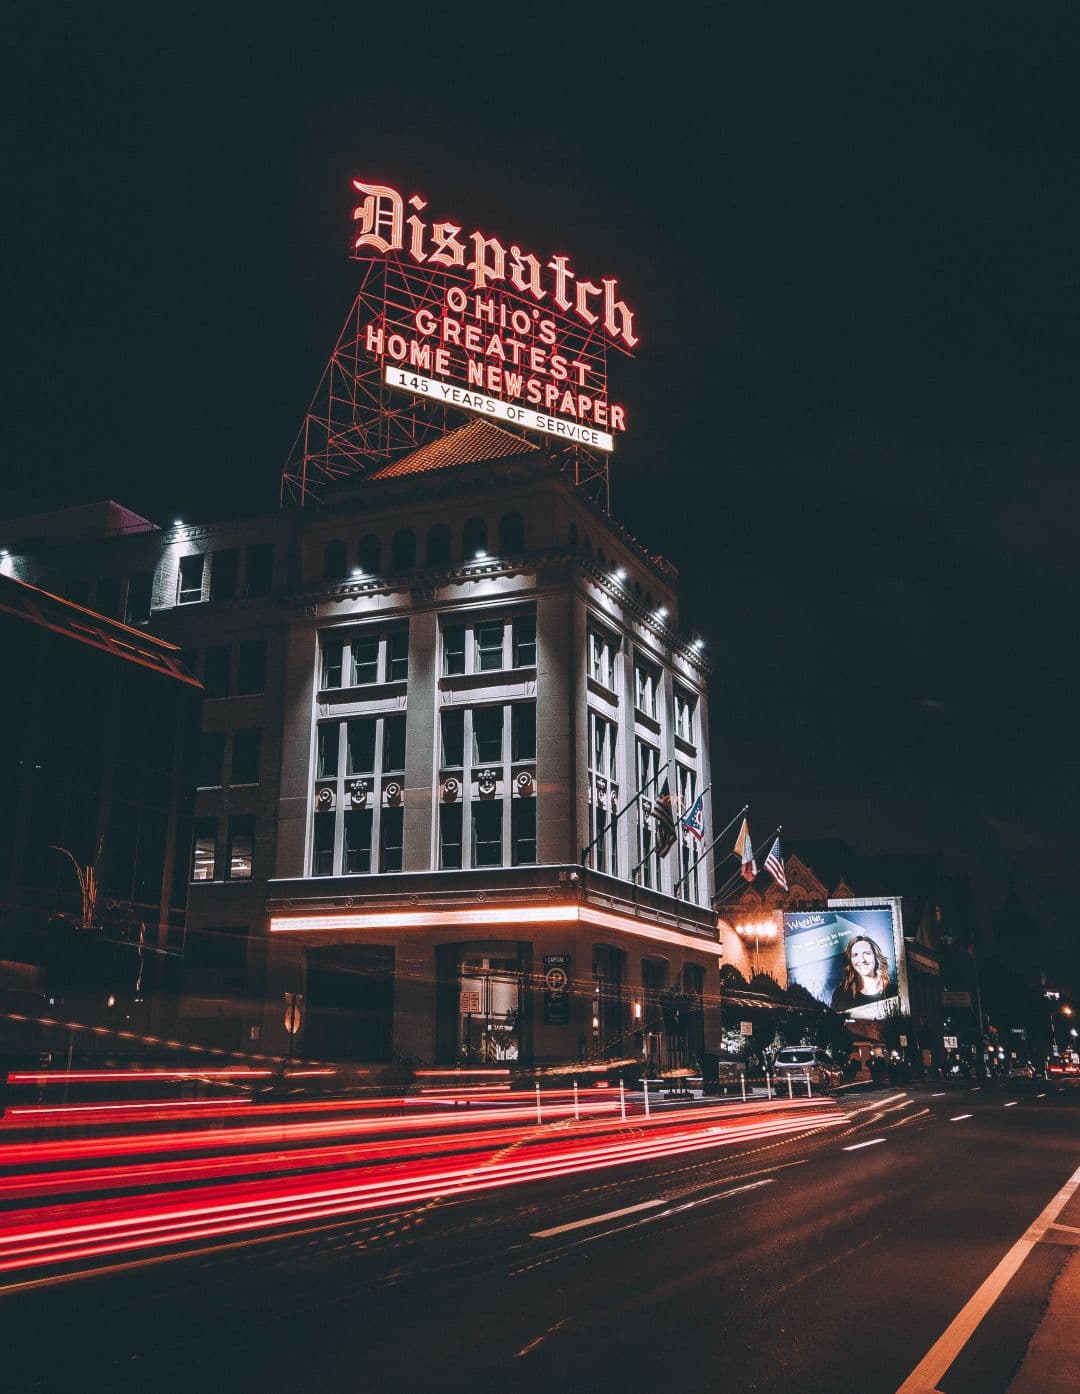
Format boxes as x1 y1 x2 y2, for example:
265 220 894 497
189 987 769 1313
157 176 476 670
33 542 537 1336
970 1087 982 1092
931 1092 946 1098
893 1162 1080 1394
1037 1093 1047 1099
1003 1102 1018 1108
950 1114 973 1121
514 1318 567 1358
531 1198 665 1238
844 1138 885 1151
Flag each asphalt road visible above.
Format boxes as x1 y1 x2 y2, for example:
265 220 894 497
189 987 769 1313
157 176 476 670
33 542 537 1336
3 1080 1078 1394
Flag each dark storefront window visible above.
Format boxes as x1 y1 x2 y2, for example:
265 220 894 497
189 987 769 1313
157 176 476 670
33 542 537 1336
203 644 230 698
226 816 254 879
236 640 266 694
245 542 273 596
212 549 239 601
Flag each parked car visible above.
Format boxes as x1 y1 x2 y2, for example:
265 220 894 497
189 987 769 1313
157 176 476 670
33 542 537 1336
772 1047 843 1089
1045 1057 1080 1079
1007 1063 1036 1079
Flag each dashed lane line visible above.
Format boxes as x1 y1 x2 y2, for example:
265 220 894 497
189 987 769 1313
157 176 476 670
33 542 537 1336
843 1138 886 1151
531 1198 666 1239
950 1114 973 1121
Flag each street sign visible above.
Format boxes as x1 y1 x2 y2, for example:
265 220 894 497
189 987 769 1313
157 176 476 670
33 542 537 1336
543 954 571 1025
899 1034 908 1047
460 990 481 1014
739 1021 754 1036
943 1035 958 1050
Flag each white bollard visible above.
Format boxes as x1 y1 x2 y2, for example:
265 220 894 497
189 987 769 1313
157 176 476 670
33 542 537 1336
787 1073 793 1099
620 1078 626 1121
535 1081 542 1124
740 1071 746 1102
805 1070 812 1098
573 1079 580 1121
644 1079 651 1119
766 1071 772 1100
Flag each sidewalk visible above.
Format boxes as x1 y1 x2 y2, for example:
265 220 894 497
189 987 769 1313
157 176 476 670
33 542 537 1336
1005 1245 1080 1394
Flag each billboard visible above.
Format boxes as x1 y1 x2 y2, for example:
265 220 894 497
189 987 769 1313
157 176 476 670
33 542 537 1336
783 899 909 1020
351 180 634 453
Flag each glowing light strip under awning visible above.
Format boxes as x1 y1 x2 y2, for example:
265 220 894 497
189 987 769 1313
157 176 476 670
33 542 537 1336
268 903 717 954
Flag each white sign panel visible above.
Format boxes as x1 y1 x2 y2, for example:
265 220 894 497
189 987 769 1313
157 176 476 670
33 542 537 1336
739 1021 754 1037
385 366 615 452
944 1035 958 1050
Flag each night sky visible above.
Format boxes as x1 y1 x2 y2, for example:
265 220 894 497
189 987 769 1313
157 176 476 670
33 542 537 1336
7 5 1079 976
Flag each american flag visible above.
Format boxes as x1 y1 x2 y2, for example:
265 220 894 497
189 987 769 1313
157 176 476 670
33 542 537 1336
652 779 678 857
764 837 788 891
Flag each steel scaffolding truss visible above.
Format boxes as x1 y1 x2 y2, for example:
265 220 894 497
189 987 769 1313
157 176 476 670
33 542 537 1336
281 253 618 508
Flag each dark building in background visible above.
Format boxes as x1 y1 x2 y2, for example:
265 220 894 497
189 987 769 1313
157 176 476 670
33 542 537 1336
0 574 201 1053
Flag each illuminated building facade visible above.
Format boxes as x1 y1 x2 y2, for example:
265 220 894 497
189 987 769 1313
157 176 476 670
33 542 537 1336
0 424 718 1067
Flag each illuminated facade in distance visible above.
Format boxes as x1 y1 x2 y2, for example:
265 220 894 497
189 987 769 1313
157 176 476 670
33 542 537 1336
0 424 718 1068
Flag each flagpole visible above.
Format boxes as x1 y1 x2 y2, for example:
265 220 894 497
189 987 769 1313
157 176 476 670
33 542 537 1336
673 801 747 896
713 825 782 906
581 758 671 866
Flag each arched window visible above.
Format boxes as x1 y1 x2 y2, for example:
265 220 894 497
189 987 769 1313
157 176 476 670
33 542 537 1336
463 517 488 559
645 591 654 610
498 511 525 553
391 529 416 570
357 534 381 573
568 522 579 548
596 547 606 569
634 581 642 600
323 539 347 582
427 523 452 566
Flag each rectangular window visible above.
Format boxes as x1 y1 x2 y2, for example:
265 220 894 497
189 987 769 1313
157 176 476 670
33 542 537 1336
472 802 503 867
226 816 254 880
637 741 660 889
344 809 372 874
439 803 463 869
236 640 266 694
473 706 503 765
476 620 504 672
245 542 273 596
203 645 230 699
192 818 217 881
97 576 123 616
590 631 615 689
379 805 404 873
635 661 658 718
512 799 537 865
350 634 379 686
317 723 340 779
197 732 225 788
383 715 406 773
388 629 409 682
346 718 376 775
512 615 536 667
511 703 536 762
321 635 343 689
126 572 153 624
312 812 335 877
211 548 239 601
441 709 464 767
588 711 618 875
231 728 261 786
443 624 466 675
677 763 699 902
675 689 696 744
178 554 205 605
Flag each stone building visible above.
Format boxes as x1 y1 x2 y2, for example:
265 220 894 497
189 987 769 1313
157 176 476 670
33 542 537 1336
0 422 720 1067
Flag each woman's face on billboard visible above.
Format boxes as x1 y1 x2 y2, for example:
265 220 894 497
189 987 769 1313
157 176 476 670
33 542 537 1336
850 939 877 981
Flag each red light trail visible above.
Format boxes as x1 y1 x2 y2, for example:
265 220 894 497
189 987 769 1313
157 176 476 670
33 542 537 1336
0 1096 841 1280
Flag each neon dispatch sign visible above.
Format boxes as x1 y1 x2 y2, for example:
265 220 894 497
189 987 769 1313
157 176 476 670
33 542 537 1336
352 180 636 452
